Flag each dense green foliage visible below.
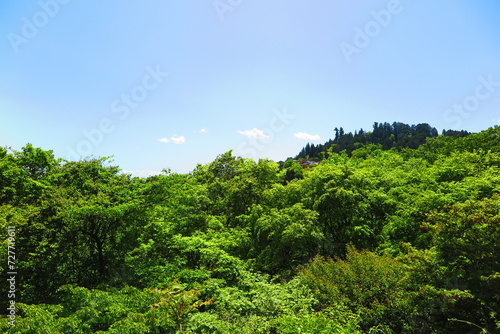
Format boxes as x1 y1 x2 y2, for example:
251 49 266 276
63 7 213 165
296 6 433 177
1 126 499 333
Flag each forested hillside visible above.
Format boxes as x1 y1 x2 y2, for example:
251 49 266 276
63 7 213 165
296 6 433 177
296 121 470 160
1 126 500 333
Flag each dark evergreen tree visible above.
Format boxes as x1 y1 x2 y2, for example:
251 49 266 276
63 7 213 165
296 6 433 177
296 121 468 160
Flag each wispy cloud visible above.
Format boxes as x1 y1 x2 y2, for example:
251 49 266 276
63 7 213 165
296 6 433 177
200 128 207 133
170 136 186 144
158 136 186 144
237 128 270 139
294 132 321 141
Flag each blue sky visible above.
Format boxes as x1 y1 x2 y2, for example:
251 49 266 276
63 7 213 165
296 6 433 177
1 0 499 175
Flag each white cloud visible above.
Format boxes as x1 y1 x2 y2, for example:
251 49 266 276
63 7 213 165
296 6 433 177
158 136 186 144
237 128 270 139
170 136 186 144
200 128 207 133
294 132 321 141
